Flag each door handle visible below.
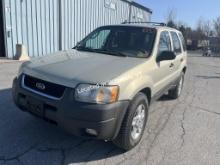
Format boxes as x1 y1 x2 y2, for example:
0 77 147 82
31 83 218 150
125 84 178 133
169 63 174 68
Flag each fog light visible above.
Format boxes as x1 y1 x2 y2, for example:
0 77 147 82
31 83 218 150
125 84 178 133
85 128 98 136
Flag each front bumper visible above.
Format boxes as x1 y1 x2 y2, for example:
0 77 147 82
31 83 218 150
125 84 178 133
12 76 129 140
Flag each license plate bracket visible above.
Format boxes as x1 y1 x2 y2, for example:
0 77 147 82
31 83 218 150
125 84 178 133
26 97 44 117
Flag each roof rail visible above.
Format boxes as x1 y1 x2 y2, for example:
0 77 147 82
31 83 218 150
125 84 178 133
121 21 167 26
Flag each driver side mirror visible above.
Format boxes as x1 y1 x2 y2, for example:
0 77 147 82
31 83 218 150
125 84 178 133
156 51 176 62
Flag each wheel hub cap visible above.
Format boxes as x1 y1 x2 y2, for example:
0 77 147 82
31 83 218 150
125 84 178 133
131 104 145 140
178 76 183 96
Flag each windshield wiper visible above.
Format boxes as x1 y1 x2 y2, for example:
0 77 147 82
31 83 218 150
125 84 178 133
103 51 127 57
75 47 127 57
75 46 96 53
96 50 128 57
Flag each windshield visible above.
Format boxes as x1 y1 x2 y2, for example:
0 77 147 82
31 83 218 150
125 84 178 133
75 26 156 58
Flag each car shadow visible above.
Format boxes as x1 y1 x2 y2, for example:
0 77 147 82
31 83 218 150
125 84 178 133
157 93 176 101
0 88 125 164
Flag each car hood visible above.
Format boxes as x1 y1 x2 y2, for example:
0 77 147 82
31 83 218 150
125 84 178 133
22 50 146 88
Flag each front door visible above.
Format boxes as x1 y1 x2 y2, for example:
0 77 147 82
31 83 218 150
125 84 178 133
152 31 175 95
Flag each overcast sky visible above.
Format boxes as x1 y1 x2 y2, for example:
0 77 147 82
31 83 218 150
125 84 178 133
136 0 220 28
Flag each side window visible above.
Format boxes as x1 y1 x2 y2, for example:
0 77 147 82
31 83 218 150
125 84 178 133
171 32 182 54
178 33 187 51
158 31 171 55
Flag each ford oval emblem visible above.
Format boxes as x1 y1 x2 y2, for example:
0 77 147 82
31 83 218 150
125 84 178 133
36 82 46 90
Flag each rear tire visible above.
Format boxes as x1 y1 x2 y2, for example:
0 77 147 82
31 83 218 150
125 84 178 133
168 72 184 99
113 93 148 151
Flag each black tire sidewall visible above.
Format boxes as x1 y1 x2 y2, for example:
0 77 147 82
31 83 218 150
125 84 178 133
127 93 148 148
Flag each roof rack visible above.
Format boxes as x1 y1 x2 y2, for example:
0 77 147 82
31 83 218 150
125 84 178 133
121 21 167 26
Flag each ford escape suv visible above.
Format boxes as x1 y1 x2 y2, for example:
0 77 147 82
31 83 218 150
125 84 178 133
12 22 187 150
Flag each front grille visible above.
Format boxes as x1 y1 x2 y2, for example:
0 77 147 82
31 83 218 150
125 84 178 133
22 74 66 99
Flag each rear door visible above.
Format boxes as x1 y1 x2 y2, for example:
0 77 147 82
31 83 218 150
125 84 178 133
170 31 184 79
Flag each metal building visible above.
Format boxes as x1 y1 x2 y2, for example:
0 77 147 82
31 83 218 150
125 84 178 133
0 0 152 58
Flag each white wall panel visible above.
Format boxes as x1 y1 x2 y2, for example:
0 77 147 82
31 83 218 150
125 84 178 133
3 0 151 58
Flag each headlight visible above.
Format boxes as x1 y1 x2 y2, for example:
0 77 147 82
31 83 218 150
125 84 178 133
75 84 119 104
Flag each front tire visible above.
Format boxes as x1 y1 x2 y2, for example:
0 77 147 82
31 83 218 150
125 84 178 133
113 93 148 151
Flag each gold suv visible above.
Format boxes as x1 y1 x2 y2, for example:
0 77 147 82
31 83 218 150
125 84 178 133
12 22 187 150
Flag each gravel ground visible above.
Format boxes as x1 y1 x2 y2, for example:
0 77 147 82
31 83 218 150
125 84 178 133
0 53 220 165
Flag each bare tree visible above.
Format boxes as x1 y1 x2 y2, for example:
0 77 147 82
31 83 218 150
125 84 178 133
197 18 203 31
196 18 212 38
166 8 176 22
196 17 214 48
196 18 206 40
203 20 212 37
213 17 220 36
177 21 187 28
166 8 177 28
